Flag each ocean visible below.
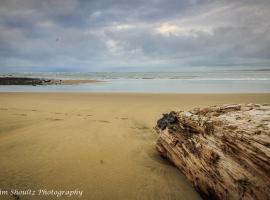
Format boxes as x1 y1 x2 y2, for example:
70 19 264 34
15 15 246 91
0 70 269 93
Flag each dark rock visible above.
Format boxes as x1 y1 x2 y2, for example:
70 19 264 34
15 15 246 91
157 111 178 130
0 77 60 86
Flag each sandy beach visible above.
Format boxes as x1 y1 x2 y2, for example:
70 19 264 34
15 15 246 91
0 93 269 200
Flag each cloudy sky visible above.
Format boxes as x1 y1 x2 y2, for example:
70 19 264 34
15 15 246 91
0 0 269 72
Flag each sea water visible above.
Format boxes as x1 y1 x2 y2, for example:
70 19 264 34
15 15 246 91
0 70 269 93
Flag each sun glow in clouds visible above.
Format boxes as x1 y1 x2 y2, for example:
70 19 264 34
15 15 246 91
156 22 214 37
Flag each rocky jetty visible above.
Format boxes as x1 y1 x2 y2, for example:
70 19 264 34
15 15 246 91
0 77 62 85
155 104 270 200
0 77 100 85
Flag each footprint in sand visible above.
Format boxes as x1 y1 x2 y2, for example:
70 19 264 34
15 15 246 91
14 113 27 116
98 120 110 123
120 117 129 120
134 125 151 131
90 120 110 123
115 117 128 120
45 118 63 121
83 115 93 120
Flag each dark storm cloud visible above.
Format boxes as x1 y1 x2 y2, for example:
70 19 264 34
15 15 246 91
0 0 269 71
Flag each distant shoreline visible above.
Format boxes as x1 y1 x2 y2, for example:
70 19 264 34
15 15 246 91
0 77 102 86
0 72 269 93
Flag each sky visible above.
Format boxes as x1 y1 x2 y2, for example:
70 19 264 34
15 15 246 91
0 0 269 72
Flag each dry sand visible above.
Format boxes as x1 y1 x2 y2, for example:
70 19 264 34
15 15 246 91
0 93 269 200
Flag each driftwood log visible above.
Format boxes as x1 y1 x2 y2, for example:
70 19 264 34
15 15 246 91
155 104 270 200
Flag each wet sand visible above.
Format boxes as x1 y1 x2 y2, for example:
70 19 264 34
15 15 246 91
0 93 269 200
